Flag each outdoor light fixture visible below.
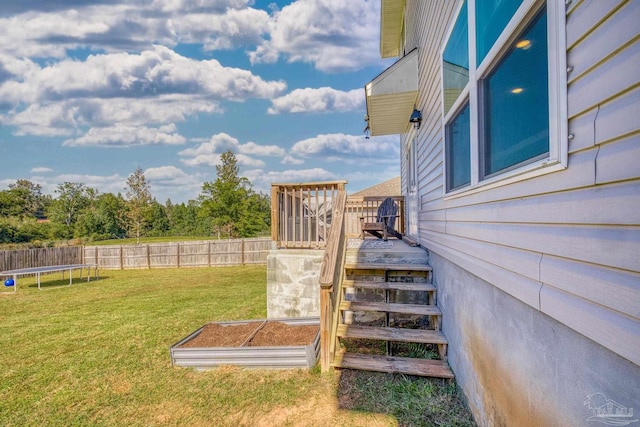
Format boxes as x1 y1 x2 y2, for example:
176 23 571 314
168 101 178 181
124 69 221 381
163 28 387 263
409 108 422 129
364 115 370 139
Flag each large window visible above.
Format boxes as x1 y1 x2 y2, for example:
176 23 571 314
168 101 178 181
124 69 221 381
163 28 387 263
443 0 469 115
447 103 471 190
442 0 567 196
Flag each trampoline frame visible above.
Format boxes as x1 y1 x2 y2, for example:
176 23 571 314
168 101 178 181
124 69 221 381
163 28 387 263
0 264 99 293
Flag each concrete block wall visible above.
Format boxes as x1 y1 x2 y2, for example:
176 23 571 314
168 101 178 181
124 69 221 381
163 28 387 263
430 252 640 427
266 249 324 319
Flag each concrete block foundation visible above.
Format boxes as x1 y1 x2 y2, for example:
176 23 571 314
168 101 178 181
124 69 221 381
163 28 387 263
266 249 324 319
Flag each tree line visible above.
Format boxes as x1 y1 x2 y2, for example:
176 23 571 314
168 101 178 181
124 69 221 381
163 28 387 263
0 151 271 245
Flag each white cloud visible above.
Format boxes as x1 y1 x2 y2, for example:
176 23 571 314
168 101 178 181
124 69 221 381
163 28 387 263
172 8 271 51
0 46 285 139
27 168 204 203
244 167 336 193
249 0 382 72
144 165 203 201
0 9 112 58
180 151 265 168
153 0 254 13
0 2 270 58
0 179 16 190
282 155 304 165
291 133 399 163
179 132 286 167
268 87 364 114
62 124 186 147
236 154 265 167
31 173 127 198
4 96 220 137
0 46 285 105
30 167 54 173
180 154 220 168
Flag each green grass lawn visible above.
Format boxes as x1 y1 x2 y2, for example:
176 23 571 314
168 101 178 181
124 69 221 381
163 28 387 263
0 267 474 426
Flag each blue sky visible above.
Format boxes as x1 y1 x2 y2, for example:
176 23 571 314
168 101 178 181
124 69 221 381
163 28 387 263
0 0 399 203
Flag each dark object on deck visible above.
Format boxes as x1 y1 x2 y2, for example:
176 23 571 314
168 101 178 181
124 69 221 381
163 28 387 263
360 197 401 241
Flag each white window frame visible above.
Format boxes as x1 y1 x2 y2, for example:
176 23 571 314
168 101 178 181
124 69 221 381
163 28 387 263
441 0 568 199
405 134 418 194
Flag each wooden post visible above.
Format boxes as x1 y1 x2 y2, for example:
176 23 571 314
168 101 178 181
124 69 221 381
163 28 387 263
270 185 279 245
147 244 151 269
241 239 245 265
176 243 180 268
320 287 333 372
120 246 124 270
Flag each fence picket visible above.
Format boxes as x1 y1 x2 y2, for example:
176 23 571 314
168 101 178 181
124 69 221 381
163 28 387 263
1 238 271 273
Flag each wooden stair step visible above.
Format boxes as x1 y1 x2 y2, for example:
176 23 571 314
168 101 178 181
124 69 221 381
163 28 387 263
332 352 454 379
336 325 448 344
340 301 441 316
344 263 432 272
342 279 436 292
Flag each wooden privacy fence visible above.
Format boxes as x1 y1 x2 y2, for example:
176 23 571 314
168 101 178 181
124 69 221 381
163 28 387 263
84 238 271 270
0 246 83 272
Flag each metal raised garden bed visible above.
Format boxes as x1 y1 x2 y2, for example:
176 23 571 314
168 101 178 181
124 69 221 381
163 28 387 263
170 317 320 370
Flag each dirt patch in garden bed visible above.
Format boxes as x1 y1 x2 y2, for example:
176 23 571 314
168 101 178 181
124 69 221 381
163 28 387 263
179 321 319 348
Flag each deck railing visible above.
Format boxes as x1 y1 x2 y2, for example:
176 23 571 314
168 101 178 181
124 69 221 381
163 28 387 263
318 190 348 372
271 181 347 249
344 195 405 237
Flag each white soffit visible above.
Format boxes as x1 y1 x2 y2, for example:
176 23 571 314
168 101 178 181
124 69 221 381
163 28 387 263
365 48 418 136
380 0 405 58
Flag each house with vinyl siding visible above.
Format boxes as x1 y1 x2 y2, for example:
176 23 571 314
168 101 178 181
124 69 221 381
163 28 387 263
364 0 640 425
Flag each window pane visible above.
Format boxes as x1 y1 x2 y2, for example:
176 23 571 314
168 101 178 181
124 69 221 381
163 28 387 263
482 8 548 176
443 1 469 114
476 0 524 65
447 102 471 190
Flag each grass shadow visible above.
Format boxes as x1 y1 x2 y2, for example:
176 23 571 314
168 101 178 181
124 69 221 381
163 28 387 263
336 369 476 427
26 275 109 289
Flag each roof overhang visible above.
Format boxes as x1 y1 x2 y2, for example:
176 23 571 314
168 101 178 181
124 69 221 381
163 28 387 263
380 0 405 58
365 48 418 136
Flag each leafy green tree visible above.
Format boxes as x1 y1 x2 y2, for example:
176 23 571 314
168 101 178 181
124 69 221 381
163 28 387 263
75 192 127 240
96 193 127 239
8 180 47 218
124 167 152 243
146 199 170 237
167 201 206 236
47 182 92 239
0 190 20 217
248 191 271 232
199 150 270 238
0 180 50 219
